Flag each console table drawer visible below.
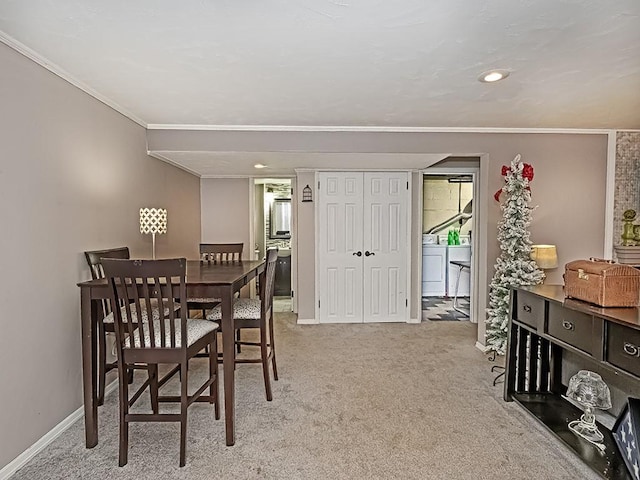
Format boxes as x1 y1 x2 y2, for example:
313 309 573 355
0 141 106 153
515 291 545 329
547 303 593 354
607 322 640 377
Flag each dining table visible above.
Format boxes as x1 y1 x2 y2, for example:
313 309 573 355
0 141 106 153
77 259 266 448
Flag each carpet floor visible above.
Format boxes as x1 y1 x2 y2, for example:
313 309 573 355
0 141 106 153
11 313 599 480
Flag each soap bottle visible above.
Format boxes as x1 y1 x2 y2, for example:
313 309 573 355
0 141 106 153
453 229 460 245
447 230 454 245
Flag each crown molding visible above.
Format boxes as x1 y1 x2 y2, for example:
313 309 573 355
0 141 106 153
0 32 148 128
147 124 613 134
148 151 202 177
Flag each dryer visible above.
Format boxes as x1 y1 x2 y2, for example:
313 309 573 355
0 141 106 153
422 244 447 296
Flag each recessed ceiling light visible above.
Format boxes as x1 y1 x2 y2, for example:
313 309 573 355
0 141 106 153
254 163 267 169
478 69 510 83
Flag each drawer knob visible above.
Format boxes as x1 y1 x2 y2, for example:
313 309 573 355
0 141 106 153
562 321 574 331
623 342 639 357
523 305 532 313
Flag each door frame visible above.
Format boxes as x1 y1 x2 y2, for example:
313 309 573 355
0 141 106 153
314 169 412 323
420 165 480 324
249 176 297 311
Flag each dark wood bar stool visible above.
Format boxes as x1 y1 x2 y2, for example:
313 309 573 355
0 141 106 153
84 247 131 405
103 257 220 467
187 243 244 316
208 248 279 400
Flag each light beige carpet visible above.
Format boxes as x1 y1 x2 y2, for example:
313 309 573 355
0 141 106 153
11 313 599 479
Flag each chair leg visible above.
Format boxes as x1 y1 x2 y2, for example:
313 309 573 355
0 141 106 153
268 311 278 381
260 320 273 401
179 361 188 467
98 323 107 406
118 362 129 467
210 337 220 420
149 364 159 414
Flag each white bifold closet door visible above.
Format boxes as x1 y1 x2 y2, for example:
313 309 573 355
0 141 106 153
318 171 409 323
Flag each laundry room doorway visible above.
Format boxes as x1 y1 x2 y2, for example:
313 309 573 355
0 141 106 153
421 164 480 324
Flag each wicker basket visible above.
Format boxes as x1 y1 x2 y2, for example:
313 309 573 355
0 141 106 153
564 259 640 307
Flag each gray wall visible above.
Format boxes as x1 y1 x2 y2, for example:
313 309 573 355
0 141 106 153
197 133 608 329
150 126 610 326
303 133 608 327
0 43 201 470
200 178 251 256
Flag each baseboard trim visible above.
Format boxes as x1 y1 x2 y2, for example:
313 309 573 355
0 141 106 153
407 317 421 324
0 380 118 480
296 318 318 324
475 341 490 353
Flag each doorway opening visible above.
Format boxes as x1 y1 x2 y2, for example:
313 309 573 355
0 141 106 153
421 166 478 323
253 178 293 313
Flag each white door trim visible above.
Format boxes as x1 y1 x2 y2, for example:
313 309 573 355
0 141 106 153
420 165 480 324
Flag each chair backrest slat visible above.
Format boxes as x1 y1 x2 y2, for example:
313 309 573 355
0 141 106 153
200 243 243 263
103 258 188 352
84 247 130 318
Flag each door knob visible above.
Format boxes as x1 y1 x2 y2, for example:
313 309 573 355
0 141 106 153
352 251 362 257
364 251 375 257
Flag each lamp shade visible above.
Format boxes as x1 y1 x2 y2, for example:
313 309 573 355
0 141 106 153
531 244 558 269
139 208 167 235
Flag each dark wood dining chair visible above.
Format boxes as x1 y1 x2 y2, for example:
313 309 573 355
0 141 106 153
102 257 220 467
207 247 279 400
187 243 244 316
84 247 131 405
200 242 244 263
85 247 182 406
188 243 245 350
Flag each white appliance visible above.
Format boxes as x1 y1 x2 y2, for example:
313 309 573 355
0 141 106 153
422 244 447 296
447 245 471 297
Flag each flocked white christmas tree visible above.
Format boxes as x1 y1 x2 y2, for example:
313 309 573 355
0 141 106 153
485 154 545 355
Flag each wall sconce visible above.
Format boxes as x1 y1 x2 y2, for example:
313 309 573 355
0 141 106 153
531 244 558 269
302 184 313 202
140 207 167 259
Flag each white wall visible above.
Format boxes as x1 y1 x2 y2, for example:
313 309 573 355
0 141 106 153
0 43 201 471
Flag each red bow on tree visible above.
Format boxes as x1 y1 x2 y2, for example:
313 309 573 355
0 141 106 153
501 163 534 180
494 162 535 202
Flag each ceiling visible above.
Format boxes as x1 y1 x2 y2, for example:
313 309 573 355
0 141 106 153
1 1 639 176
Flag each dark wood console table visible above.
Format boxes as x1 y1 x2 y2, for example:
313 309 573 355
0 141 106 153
505 285 640 480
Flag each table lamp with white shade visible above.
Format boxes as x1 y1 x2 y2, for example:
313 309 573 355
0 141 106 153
139 207 167 259
531 244 558 281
